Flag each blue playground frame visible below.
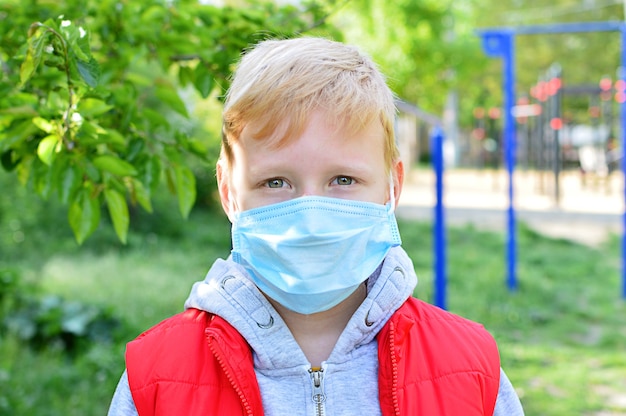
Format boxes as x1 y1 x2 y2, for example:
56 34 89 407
475 21 626 300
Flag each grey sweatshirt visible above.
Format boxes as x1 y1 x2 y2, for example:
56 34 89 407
108 246 524 415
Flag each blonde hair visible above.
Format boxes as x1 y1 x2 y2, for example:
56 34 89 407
221 37 399 171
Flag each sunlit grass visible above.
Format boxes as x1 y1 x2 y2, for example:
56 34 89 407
401 220 626 415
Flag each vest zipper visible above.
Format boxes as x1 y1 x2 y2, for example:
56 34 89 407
309 367 326 416
206 330 255 416
386 321 401 416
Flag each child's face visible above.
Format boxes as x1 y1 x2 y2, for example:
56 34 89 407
218 110 403 216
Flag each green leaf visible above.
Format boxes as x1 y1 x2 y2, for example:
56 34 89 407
60 20 89 60
142 108 170 129
187 138 209 158
129 178 153 213
174 165 196 219
84 160 101 182
193 64 214 98
140 5 166 24
59 164 81 204
0 106 38 117
19 24 49 87
125 71 153 87
37 135 60 166
76 121 106 143
103 129 126 147
163 144 183 164
165 166 176 194
155 83 189 117
107 176 127 194
32 117 56 134
0 104 38 118
16 155 33 185
76 57 101 88
74 25 94 62
126 138 145 161
143 156 161 193
104 188 129 244
32 158 53 198
1 149 21 172
77 98 113 117
178 66 194 87
69 187 101 245
0 120 38 151
92 155 138 177
71 42 90 63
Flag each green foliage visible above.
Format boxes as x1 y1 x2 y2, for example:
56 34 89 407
0 0 340 244
4 294 122 354
332 0 492 120
0 267 21 318
0 266 123 356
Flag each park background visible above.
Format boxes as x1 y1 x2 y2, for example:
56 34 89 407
1 0 625 414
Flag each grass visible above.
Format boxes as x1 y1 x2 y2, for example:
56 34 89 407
402 221 626 415
1 203 625 415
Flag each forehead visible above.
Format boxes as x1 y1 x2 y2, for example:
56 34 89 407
241 109 384 152
233 111 387 171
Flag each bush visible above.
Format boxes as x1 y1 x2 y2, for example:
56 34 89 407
0 266 124 356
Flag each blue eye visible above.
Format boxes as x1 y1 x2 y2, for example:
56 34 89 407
266 178 285 188
335 176 353 185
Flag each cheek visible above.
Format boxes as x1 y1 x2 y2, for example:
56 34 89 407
357 183 390 206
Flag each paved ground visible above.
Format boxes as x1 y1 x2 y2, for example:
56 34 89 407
397 168 624 247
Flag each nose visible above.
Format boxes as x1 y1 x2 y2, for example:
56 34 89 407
298 182 324 198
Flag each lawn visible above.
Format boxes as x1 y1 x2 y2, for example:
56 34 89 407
1 199 625 415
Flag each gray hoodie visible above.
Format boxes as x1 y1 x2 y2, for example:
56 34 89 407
108 246 524 415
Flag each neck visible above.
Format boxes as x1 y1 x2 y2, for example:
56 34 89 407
267 283 367 368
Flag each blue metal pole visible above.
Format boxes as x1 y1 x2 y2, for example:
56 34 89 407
503 34 518 292
479 30 518 291
432 126 447 309
621 27 626 300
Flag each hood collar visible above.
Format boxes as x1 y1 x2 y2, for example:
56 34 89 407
184 246 418 369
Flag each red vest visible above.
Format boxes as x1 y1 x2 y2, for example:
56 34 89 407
127 298 500 415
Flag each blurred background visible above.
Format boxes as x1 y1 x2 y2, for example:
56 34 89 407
1 0 625 414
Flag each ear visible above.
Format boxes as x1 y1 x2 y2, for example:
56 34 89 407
392 159 404 208
216 159 235 221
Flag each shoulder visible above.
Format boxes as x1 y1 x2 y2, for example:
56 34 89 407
125 309 214 379
125 308 249 391
124 310 261 414
378 298 503 415
131 308 211 343
126 309 244 378
393 296 494 338
382 297 500 373
126 308 248 364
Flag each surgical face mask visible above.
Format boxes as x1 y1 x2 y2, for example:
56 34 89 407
230 193 402 314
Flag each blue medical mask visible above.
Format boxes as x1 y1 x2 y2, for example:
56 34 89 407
231 195 402 314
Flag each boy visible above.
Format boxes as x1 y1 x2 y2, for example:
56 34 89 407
108 37 524 415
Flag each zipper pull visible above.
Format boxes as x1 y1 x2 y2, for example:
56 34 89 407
309 367 326 407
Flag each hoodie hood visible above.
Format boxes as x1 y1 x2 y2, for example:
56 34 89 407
184 245 418 370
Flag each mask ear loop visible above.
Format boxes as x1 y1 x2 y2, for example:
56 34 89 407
388 175 396 214
229 197 237 218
